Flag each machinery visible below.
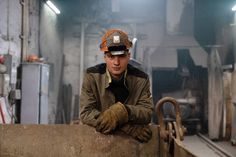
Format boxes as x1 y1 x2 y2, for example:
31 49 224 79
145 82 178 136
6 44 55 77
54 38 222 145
152 49 207 134
0 54 19 124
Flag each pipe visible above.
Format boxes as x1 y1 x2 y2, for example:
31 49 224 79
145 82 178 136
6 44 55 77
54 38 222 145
79 22 85 95
20 0 29 62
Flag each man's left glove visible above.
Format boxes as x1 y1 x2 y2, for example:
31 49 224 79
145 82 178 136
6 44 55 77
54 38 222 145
96 102 128 134
120 124 152 143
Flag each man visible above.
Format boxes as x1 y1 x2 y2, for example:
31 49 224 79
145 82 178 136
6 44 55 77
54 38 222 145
79 29 154 143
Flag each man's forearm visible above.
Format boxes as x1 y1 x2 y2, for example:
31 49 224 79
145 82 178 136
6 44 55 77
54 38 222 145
80 109 100 127
125 104 153 124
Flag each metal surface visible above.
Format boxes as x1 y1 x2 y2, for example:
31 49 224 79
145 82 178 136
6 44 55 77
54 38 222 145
156 97 196 157
156 97 185 141
173 139 196 157
21 63 49 124
0 124 159 157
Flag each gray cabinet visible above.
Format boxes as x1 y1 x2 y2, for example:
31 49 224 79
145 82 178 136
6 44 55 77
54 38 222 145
21 63 49 124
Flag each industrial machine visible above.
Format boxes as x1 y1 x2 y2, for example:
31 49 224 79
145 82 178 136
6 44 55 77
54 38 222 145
152 49 208 134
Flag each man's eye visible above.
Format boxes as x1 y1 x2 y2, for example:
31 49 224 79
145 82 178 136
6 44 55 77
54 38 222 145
107 55 114 59
120 54 126 58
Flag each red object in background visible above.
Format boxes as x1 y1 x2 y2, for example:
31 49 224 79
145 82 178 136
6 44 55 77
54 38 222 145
0 55 5 64
27 54 39 62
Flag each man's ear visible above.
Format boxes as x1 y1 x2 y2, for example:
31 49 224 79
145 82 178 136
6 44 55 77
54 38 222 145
128 52 131 59
103 54 107 62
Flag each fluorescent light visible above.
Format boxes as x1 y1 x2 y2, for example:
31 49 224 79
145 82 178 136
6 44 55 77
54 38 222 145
232 4 236 11
46 0 60 14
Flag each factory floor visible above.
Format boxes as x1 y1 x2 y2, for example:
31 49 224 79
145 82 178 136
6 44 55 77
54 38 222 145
216 141 236 156
183 135 236 157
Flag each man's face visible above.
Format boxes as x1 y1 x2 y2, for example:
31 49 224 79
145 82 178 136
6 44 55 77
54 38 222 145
104 51 130 80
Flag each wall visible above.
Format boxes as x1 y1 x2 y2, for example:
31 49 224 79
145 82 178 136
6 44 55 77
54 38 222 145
63 23 105 119
39 2 63 123
0 0 41 123
0 0 21 61
28 0 40 55
0 0 63 123
0 0 40 61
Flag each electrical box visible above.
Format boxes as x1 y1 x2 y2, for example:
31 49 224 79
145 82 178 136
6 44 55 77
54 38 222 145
0 74 10 96
21 63 49 124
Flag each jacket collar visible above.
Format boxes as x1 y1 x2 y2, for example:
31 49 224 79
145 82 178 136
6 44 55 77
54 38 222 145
105 67 128 88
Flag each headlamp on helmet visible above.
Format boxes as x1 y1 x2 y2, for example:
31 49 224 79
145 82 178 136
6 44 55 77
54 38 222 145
100 29 132 54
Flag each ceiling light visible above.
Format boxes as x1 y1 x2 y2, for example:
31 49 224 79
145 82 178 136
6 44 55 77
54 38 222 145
46 0 60 14
232 4 236 11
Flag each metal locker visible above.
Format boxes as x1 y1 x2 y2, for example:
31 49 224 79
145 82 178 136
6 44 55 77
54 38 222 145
21 63 49 124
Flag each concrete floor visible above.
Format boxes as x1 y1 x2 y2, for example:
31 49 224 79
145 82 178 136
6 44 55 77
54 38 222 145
216 141 236 157
183 135 236 157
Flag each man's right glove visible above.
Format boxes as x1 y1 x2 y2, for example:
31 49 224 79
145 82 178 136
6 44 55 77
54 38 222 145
120 124 152 143
96 102 128 134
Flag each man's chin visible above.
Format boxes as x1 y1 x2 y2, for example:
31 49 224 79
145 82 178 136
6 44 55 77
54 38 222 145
112 73 122 76
111 69 121 74
111 72 123 79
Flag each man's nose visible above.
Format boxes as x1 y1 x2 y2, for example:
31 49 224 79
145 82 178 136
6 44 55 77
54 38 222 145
113 56 120 65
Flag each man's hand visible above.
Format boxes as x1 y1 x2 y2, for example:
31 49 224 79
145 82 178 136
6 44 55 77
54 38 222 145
121 124 152 143
96 102 128 134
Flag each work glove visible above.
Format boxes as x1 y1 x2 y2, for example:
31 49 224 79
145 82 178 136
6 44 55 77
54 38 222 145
96 102 128 134
120 124 152 143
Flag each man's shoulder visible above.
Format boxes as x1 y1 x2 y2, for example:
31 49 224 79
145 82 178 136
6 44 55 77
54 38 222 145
86 63 106 74
127 64 148 79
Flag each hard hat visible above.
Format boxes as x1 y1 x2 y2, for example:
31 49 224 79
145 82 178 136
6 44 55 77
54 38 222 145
100 29 132 55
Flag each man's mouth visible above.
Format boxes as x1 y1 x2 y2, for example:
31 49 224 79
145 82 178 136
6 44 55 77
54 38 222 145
113 67 121 71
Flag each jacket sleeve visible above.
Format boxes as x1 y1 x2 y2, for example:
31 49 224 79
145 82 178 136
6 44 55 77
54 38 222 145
79 73 100 127
125 77 154 125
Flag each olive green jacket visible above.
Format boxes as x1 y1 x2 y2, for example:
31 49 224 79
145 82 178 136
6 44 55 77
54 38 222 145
79 63 154 127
